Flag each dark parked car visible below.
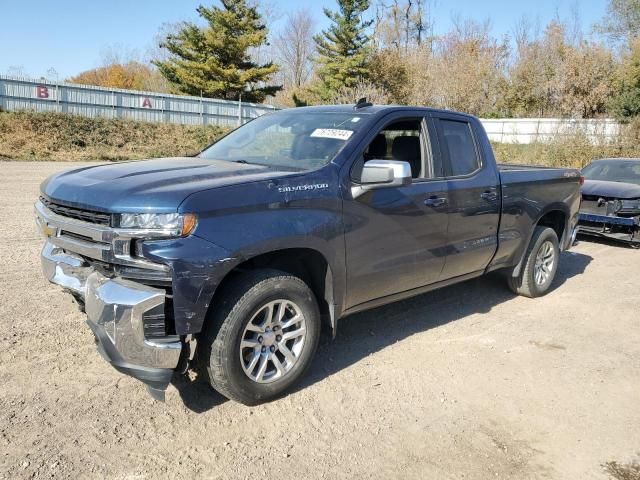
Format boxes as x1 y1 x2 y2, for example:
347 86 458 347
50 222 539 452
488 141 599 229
578 158 640 245
35 104 581 404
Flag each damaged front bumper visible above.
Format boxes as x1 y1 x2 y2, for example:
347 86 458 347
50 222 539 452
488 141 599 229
35 197 240 400
577 212 640 245
40 241 183 400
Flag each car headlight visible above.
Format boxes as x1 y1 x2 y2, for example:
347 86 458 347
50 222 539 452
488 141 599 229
620 199 640 209
617 200 640 216
117 212 197 237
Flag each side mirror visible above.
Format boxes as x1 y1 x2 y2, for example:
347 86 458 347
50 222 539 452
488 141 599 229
352 159 412 198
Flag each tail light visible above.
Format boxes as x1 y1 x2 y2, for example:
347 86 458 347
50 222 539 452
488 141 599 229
579 176 585 186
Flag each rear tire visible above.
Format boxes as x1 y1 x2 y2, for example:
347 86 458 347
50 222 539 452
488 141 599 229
201 269 321 405
508 226 560 298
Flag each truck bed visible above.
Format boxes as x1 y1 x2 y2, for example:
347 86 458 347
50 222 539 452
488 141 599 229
487 163 582 272
497 163 579 186
497 163 568 170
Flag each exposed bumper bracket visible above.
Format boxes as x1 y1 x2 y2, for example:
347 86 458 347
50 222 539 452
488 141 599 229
577 213 640 244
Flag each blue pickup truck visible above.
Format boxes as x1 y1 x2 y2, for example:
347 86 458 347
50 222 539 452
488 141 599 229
35 104 582 404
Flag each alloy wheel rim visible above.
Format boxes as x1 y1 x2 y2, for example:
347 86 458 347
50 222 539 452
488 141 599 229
534 241 555 286
239 299 307 384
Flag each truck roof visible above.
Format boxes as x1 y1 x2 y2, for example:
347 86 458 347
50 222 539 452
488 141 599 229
590 158 640 163
289 104 478 120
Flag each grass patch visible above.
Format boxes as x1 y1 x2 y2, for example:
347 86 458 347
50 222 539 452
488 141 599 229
0 111 230 161
603 460 640 480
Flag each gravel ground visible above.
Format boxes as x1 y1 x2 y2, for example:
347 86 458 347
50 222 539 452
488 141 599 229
1 161 639 480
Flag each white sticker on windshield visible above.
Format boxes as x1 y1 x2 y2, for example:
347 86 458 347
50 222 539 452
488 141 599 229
310 128 353 140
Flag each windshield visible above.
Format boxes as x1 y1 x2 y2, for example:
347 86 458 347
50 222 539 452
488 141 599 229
582 160 640 185
198 110 369 171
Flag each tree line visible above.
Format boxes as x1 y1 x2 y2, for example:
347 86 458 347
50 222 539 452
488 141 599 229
68 0 640 121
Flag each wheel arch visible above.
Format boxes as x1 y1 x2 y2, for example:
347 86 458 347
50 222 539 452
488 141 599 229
536 208 567 245
206 248 338 338
511 206 568 278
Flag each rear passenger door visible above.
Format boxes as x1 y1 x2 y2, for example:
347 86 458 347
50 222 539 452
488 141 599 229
432 113 501 280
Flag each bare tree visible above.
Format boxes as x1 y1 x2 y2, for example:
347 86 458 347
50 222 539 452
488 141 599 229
374 0 403 50
147 22 186 64
248 0 282 76
595 0 640 47
273 9 316 88
422 17 509 116
513 15 532 57
568 0 584 46
373 0 435 52
413 0 436 48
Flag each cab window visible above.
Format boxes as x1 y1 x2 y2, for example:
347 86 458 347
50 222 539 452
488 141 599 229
438 119 480 177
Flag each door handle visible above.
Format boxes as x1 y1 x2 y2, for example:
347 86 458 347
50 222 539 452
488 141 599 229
480 190 498 202
424 196 447 207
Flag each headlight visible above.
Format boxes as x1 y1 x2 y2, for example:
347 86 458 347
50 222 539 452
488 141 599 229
118 212 197 237
620 199 640 211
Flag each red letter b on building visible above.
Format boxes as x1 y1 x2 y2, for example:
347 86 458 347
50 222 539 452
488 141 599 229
36 86 49 99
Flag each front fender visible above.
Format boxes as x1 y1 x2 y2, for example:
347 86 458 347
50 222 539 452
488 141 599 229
140 235 238 335
144 170 346 335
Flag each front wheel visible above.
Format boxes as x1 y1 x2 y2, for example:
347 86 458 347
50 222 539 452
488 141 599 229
201 269 321 405
507 226 560 298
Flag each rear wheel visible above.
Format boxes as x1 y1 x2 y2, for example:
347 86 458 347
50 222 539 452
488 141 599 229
508 226 560 298
201 269 321 405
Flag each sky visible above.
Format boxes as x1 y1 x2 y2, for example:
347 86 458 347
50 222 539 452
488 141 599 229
0 0 610 80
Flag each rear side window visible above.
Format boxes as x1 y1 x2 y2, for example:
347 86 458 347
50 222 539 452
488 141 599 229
439 119 480 176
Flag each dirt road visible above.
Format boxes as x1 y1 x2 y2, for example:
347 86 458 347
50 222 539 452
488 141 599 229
1 161 639 479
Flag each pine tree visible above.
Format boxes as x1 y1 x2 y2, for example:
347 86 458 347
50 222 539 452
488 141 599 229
154 0 280 102
313 0 373 100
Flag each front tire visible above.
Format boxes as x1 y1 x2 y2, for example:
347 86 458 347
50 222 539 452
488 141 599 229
202 269 321 405
508 226 560 298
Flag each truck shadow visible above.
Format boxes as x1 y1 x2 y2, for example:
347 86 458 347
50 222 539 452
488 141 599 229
171 371 228 412
295 250 593 397
175 251 592 413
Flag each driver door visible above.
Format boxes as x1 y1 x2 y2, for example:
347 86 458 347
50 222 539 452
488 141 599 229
343 113 450 308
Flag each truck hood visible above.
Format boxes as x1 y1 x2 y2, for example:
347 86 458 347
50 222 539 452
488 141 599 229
581 180 640 200
41 157 295 212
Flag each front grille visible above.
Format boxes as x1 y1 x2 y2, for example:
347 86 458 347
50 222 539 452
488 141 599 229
40 197 111 226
